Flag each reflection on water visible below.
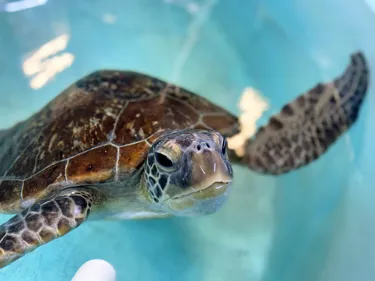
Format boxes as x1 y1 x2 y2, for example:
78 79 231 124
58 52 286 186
228 87 269 157
164 0 202 15
3 0 48 13
169 0 218 82
23 34 74 89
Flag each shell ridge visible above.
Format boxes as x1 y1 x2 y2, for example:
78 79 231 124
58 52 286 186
2 132 41 178
108 101 129 142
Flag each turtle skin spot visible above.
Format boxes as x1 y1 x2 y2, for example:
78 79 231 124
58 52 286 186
281 104 294 116
41 201 60 226
149 177 156 186
147 155 154 166
7 220 25 234
269 117 283 130
71 195 88 212
29 204 41 213
155 187 162 198
159 175 168 190
151 165 157 176
21 231 39 246
0 231 5 241
0 235 22 253
25 213 43 232
55 198 73 218
38 228 56 243
75 217 85 226
57 218 72 236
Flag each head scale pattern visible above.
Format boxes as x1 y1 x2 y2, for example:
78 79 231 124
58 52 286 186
143 129 232 205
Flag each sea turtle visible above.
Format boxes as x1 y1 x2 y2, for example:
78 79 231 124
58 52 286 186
0 51 369 268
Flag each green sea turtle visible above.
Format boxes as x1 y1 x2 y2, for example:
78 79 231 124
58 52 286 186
0 51 369 268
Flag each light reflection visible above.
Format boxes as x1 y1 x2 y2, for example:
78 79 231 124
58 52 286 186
102 13 117 24
4 0 47 13
227 87 269 157
22 34 75 90
170 0 217 81
164 0 201 15
29 53 74 90
365 0 375 13
23 34 70 76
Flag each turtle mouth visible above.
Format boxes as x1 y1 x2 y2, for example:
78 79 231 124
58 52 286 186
171 181 231 200
163 148 233 215
165 180 232 215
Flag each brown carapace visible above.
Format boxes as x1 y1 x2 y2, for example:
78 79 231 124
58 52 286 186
0 51 370 268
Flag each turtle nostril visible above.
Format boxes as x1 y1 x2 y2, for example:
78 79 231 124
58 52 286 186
196 142 211 151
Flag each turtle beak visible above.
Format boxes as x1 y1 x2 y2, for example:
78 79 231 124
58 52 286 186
167 150 233 214
190 150 233 194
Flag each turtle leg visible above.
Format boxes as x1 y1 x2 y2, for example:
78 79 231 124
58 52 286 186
0 187 105 268
228 51 370 175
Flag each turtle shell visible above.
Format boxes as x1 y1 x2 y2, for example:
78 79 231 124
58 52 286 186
0 71 239 212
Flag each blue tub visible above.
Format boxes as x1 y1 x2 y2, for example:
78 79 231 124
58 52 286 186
0 1 374 281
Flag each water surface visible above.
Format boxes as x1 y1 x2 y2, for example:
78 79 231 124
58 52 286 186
0 1 374 281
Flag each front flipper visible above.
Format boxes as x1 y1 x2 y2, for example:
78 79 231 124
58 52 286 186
230 51 369 174
0 188 105 268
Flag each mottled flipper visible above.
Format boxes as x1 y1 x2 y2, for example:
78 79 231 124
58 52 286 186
0 188 105 268
234 51 369 174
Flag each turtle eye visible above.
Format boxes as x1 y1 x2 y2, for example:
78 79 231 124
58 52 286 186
155 152 174 169
221 138 228 155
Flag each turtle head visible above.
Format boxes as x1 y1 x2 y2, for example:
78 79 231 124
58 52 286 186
143 129 233 216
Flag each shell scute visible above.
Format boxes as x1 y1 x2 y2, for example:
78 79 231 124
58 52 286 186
67 145 117 184
22 161 66 201
113 96 199 145
0 180 22 211
118 141 150 175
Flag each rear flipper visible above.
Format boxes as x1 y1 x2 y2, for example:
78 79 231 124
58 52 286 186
0 188 104 268
230 51 369 175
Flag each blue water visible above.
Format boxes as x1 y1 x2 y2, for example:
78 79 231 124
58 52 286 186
0 0 375 281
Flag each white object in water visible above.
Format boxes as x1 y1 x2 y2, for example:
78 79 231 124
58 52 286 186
71 259 116 281
227 87 269 157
